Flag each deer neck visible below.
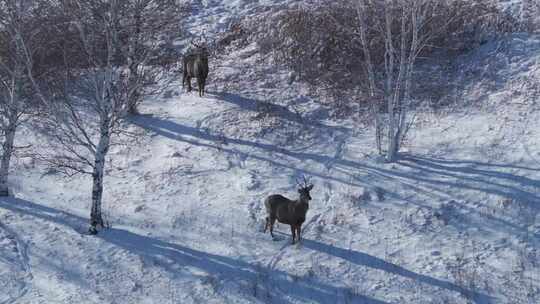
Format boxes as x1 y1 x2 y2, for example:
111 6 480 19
295 197 309 208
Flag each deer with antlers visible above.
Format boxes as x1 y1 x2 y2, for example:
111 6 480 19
264 176 314 244
182 39 209 97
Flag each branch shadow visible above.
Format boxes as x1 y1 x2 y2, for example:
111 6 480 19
129 114 360 187
333 153 540 212
130 114 540 243
131 113 540 211
301 238 494 304
0 197 86 231
102 228 389 304
397 154 540 207
406 155 540 172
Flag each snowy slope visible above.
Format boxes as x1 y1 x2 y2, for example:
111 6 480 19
2 1 540 304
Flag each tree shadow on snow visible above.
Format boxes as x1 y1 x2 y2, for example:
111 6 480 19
131 113 540 209
0 197 495 302
0 198 388 304
129 114 361 188
130 113 540 249
0 197 87 232
301 238 495 304
398 154 540 202
101 228 390 304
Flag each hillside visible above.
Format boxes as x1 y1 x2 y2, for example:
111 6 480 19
1 1 539 303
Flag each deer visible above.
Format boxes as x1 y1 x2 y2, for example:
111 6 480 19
182 40 209 97
263 176 313 244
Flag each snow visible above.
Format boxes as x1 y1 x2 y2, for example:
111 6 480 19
2 1 540 303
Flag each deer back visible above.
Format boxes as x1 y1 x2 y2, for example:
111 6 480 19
265 194 308 225
193 54 209 79
183 50 208 78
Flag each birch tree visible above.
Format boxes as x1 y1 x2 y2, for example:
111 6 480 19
36 0 126 234
23 0 133 234
19 0 185 233
355 0 421 162
24 0 185 234
355 0 495 162
355 1 382 154
0 0 40 196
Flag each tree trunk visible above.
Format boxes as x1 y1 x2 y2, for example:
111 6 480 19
356 1 382 155
0 57 23 197
0 124 16 197
127 11 142 115
384 1 398 163
385 4 411 163
386 104 399 162
89 127 111 234
127 61 140 115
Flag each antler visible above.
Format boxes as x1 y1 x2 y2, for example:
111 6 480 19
296 175 312 189
191 38 202 49
191 31 209 49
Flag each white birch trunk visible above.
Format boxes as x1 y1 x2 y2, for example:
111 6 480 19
386 5 410 162
0 122 16 196
126 11 142 115
89 112 111 234
356 1 382 155
397 3 420 147
0 55 23 196
384 1 398 162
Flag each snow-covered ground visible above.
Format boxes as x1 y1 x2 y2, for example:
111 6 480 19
2 1 540 303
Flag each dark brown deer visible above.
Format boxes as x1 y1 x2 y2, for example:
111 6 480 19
182 41 209 97
264 176 313 244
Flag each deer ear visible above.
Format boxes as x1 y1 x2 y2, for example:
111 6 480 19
307 184 314 191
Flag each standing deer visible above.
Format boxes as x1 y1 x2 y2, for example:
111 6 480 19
264 176 314 244
182 41 209 97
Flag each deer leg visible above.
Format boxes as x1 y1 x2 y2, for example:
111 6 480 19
186 76 192 92
290 225 296 244
296 225 302 242
264 217 269 233
198 78 204 97
201 79 205 96
268 217 276 238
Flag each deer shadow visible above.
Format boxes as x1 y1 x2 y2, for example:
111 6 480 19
218 92 303 122
217 92 350 133
0 197 494 302
102 228 390 304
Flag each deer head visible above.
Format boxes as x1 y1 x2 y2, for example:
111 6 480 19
296 175 314 201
